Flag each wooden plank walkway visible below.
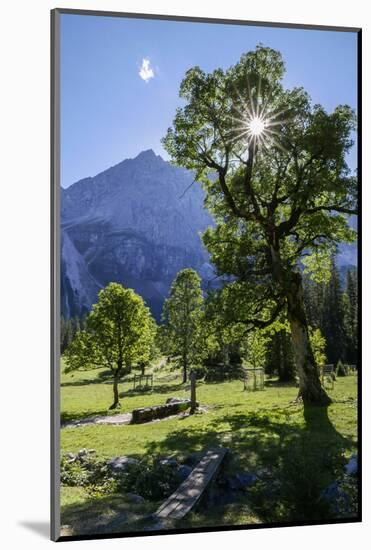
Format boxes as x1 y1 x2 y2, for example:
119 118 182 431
155 448 228 520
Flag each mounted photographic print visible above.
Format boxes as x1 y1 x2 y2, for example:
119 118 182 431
51 8 361 541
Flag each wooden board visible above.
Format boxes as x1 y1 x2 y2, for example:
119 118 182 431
155 448 228 520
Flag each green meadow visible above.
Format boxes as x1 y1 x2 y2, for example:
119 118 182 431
60 361 358 535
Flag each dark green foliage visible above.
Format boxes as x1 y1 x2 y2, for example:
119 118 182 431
122 460 181 501
343 268 358 364
303 276 326 330
322 259 347 364
203 346 244 382
334 475 358 518
303 263 358 366
269 442 332 521
265 330 296 382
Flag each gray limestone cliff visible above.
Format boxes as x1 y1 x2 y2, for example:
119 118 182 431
61 150 214 319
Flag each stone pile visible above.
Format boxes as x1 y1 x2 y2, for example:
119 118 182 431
131 397 197 424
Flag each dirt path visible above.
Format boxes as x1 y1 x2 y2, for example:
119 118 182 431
62 413 132 429
62 405 208 429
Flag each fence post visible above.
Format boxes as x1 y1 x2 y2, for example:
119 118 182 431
189 370 197 414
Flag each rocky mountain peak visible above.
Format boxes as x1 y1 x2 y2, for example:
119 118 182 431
61 151 214 320
134 148 158 161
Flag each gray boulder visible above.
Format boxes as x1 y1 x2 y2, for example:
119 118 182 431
126 493 146 504
107 456 139 472
159 457 178 467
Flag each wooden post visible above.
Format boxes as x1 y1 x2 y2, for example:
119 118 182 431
189 369 197 414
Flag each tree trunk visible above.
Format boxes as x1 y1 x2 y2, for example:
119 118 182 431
182 352 188 384
189 370 197 414
109 370 121 409
287 272 331 406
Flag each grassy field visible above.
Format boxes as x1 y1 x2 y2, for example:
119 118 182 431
60 362 358 535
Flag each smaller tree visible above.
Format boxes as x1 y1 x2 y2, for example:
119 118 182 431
162 269 204 383
138 318 158 375
308 327 327 371
242 329 268 371
65 283 155 409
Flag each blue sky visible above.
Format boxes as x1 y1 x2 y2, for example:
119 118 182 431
60 14 358 188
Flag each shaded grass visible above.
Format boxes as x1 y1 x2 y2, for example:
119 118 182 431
60 487 156 536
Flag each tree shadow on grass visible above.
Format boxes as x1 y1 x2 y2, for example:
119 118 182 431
264 379 298 388
61 406 125 424
144 403 355 526
61 378 108 388
60 493 156 537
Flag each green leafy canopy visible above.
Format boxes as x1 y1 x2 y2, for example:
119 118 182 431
163 45 357 327
64 283 155 374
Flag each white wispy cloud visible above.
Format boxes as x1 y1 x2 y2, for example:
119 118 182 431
139 58 155 82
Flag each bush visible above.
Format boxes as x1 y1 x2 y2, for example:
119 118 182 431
60 452 113 490
335 476 358 517
203 348 244 382
190 365 206 380
61 452 183 502
337 361 349 377
204 361 244 382
118 459 181 501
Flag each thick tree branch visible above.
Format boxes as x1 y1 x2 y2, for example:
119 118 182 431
305 205 357 215
234 300 285 330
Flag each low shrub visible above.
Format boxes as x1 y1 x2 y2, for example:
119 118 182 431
61 452 113 490
204 361 244 382
61 453 182 502
337 361 349 377
120 459 180 501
